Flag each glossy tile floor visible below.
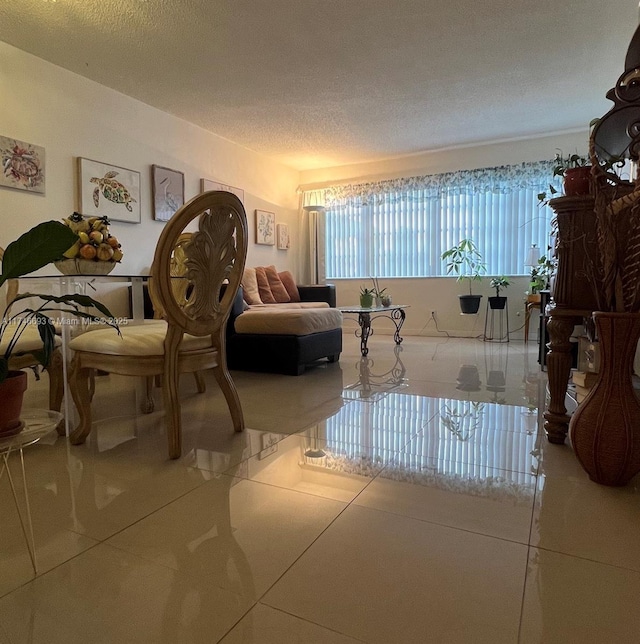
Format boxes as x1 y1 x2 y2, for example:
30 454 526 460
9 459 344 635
1 333 639 643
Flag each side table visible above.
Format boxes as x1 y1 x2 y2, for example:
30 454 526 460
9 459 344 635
0 409 63 574
339 305 409 356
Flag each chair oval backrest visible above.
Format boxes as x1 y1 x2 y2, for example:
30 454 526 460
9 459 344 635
150 191 247 337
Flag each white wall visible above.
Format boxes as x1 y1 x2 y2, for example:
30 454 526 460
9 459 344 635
0 42 300 315
301 132 590 338
0 39 593 338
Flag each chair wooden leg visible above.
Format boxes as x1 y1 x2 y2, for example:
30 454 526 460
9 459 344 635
142 376 155 413
47 348 66 436
163 327 183 459
193 371 206 394
213 363 245 433
68 357 94 445
524 305 531 344
88 369 96 402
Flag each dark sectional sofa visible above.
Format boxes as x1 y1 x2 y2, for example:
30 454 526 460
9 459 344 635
225 285 342 376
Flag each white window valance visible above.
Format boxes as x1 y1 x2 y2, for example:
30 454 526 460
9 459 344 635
302 159 556 210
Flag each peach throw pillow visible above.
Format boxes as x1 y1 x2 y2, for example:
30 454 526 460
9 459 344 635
242 267 263 305
265 265 290 303
278 271 300 302
255 266 277 303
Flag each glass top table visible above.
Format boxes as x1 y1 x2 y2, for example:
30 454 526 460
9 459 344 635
338 305 409 356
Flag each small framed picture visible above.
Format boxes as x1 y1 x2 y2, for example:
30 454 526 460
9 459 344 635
0 135 45 194
277 223 290 250
200 178 244 203
259 432 280 459
77 157 141 223
255 209 275 245
152 165 185 221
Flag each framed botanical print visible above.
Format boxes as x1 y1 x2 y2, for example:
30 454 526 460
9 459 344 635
255 209 275 245
152 165 184 221
277 223 290 250
77 157 141 223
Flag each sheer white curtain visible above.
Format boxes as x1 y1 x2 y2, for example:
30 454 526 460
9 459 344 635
299 189 327 284
301 160 558 280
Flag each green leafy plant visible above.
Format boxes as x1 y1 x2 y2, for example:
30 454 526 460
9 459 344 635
489 276 510 297
529 255 555 293
538 150 589 205
359 286 374 296
0 220 119 384
441 239 487 295
370 276 387 298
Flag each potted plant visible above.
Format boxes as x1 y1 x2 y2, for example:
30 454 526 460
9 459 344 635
489 276 510 310
370 277 392 307
441 238 487 314
359 286 374 308
528 254 555 295
538 151 590 205
0 220 119 435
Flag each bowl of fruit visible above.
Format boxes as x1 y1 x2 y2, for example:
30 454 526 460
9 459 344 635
54 213 123 275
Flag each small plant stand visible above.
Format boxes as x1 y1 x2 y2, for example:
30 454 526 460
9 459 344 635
483 299 509 342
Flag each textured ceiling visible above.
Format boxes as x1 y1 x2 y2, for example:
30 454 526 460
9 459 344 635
0 1 637 170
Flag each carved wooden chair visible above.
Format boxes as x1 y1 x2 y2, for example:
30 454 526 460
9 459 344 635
0 247 64 418
67 191 248 459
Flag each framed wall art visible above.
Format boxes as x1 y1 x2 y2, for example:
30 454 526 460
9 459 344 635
200 178 244 203
77 157 141 223
255 209 275 245
152 165 184 222
277 223 290 250
0 135 45 194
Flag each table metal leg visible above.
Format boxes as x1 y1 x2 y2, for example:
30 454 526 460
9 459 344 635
391 308 406 345
2 448 37 574
357 312 372 356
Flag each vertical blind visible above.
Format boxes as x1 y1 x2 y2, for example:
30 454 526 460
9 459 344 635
311 160 558 279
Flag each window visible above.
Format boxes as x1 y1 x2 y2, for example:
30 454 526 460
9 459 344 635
311 161 557 279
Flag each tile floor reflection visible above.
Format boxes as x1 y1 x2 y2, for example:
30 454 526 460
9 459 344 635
1 334 639 643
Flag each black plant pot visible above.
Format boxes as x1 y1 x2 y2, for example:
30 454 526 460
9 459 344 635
459 295 482 315
488 296 507 310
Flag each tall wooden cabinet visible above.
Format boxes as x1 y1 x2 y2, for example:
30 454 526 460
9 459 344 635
543 195 598 444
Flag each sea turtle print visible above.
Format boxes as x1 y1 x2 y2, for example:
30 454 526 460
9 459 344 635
90 171 137 212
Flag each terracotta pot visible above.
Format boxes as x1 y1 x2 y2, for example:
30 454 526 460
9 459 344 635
563 167 591 196
0 370 28 435
569 312 640 486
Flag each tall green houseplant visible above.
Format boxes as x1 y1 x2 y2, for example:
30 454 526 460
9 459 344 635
441 239 487 314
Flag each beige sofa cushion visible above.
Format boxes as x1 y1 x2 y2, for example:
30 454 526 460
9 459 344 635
241 267 262 305
249 302 329 310
235 307 342 336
